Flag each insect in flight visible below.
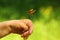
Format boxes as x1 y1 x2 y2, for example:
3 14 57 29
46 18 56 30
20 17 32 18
27 9 36 15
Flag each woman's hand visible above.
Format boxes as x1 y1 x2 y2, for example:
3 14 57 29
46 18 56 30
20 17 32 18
0 19 33 40
20 19 33 40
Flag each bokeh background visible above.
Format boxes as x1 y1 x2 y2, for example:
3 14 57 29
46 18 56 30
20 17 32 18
0 0 60 40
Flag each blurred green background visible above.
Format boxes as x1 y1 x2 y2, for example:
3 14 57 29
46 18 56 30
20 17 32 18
0 0 60 40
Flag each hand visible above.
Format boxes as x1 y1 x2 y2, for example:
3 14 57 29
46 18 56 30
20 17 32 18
20 19 33 39
8 19 33 39
0 19 33 39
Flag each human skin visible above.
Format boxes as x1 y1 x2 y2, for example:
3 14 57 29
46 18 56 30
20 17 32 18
0 19 33 40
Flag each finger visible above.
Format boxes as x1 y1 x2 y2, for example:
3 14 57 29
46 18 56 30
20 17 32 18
19 22 28 31
21 31 29 40
23 36 28 40
28 20 33 34
21 31 29 37
23 19 33 34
